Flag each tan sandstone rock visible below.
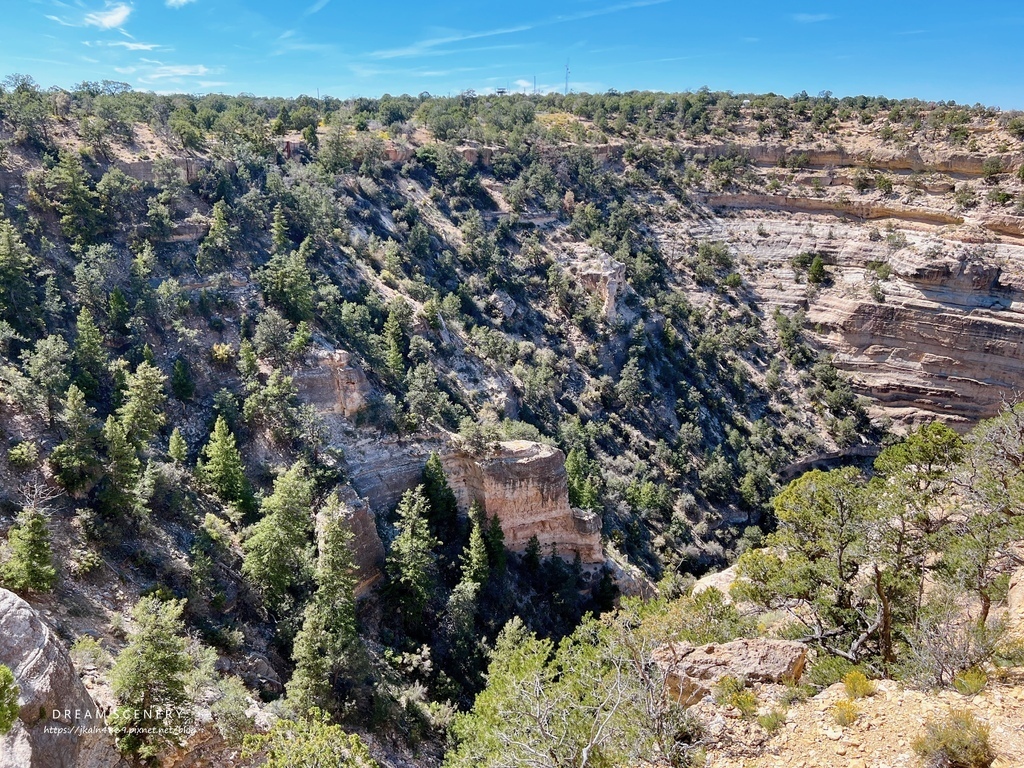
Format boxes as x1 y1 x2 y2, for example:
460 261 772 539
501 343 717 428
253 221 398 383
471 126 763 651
1009 567 1024 636
443 440 603 564
653 639 808 707
0 589 125 768
292 349 370 422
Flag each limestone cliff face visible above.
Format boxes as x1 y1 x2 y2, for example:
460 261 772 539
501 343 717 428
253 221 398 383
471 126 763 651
0 589 126 768
343 437 604 565
292 349 371 426
442 441 604 564
673 205 1024 427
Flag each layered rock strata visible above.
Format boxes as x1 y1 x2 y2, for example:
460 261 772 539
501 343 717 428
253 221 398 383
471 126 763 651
0 589 125 768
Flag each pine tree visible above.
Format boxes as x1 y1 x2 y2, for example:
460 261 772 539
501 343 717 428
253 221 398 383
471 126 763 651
0 218 40 334
197 416 248 504
20 333 71 419
171 358 194 401
0 664 18 736
101 415 141 517
461 503 490 586
168 427 188 464
49 385 102 493
288 499 363 713
423 452 459 545
484 513 507 575
385 486 439 627
382 300 409 378
271 203 290 256
109 597 193 760
1 507 56 593
116 361 167 446
242 463 314 608
73 307 106 397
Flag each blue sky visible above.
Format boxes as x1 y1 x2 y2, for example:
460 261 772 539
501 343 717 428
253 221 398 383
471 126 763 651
4 1 1024 107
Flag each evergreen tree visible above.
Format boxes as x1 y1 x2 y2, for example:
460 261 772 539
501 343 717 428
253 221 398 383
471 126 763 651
382 300 409 378
168 427 188 464
0 664 18 736
0 218 40 335
385 486 439 628
116 361 167 446
242 709 378 768
73 307 106 397
20 333 71 419
422 452 459 546
197 199 234 273
242 463 314 609
565 446 601 510
109 597 193 761
258 239 315 322
1 507 56 593
50 385 103 493
484 513 507 575
288 499 363 714
197 416 248 504
171 358 194 401
101 414 142 517
45 150 100 243
271 203 290 256
461 504 490 586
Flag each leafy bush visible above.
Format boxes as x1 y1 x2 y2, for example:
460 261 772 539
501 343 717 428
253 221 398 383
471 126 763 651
912 710 994 768
0 664 18 735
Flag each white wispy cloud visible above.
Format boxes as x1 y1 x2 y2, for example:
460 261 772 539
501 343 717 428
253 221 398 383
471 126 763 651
50 3 134 29
85 3 132 29
793 13 832 23
87 40 163 50
166 0 197 7
148 64 211 79
370 0 667 60
304 0 330 15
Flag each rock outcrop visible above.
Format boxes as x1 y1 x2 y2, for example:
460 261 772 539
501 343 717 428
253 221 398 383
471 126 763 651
652 639 808 707
442 440 604 564
293 349 371 424
319 485 386 597
345 438 604 565
0 589 125 768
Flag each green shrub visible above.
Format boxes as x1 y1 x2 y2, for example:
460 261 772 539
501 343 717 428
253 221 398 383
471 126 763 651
0 664 18 735
952 668 988 697
842 670 876 699
779 683 814 706
831 699 859 726
807 655 854 689
7 442 38 470
713 676 758 719
912 709 994 768
757 708 787 733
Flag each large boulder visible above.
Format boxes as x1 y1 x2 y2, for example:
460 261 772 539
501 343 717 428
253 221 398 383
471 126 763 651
0 589 125 768
652 639 808 707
